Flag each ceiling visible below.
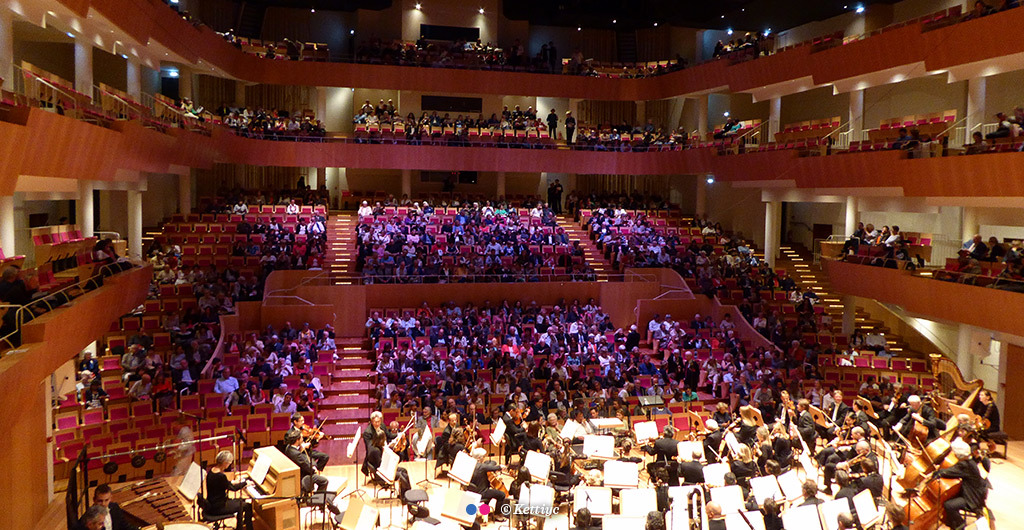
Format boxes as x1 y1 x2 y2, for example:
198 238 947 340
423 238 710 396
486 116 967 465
242 0 902 32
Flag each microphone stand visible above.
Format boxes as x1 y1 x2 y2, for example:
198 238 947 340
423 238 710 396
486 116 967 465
178 410 205 520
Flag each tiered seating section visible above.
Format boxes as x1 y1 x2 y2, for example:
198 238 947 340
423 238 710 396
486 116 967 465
850 110 957 152
31 224 96 267
233 36 330 61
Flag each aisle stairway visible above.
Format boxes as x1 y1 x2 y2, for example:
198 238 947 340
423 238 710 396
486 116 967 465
327 213 360 285
556 216 615 281
316 337 375 464
775 243 925 357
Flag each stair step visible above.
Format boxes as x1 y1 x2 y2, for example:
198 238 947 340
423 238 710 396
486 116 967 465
320 394 375 408
322 408 373 421
327 380 375 393
332 369 374 380
322 423 362 437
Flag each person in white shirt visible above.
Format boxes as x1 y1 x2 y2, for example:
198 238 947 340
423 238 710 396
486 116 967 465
275 392 297 414
286 200 300 215
231 200 248 215
213 367 239 395
357 201 373 217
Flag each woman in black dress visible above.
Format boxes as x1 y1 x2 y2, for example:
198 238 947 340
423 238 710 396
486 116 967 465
206 450 254 530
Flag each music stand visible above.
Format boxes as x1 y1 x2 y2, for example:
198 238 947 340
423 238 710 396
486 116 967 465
342 426 366 500
638 395 664 420
415 426 440 488
375 447 401 500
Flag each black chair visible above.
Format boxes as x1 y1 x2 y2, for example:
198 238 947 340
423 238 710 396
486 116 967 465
197 494 236 529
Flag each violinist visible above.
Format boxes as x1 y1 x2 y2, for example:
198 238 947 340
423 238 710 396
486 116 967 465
855 458 883 499
287 413 329 470
796 399 818 450
755 426 775 474
541 413 562 451
729 445 758 490
769 422 792 470
818 426 867 491
435 412 461 473
503 403 527 460
644 426 681 486
776 390 797 429
703 419 725 464
361 411 394 477
932 440 989 530
822 390 851 439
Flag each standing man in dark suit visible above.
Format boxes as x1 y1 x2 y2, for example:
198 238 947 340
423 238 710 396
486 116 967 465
644 426 681 485
796 399 818 451
361 410 394 477
86 484 140 530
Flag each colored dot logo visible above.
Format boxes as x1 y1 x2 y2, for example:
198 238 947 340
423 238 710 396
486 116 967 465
464 503 491 516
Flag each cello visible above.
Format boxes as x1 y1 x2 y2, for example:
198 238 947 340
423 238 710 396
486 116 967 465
900 436 962 530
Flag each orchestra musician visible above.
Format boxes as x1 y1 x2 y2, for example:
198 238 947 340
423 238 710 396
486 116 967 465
205 450 254 530
702 419 725 464
706 501 727 530
770 422 793 470
467 447 509 522
287 412 329 471
972 389 1001 437
822 390 850 439
361 410 395 478
817 426 868 491
283 431 341 518
932 439 989 530
833 470 857 501
541 413 562 451
521 422 545 457
755 426 775 474
435 412 461 472
856 458 884 499
644 425 681 486
503 403 527 460
729 445 758 490
679 448 705 485
895 395 942 442
796 399 818 450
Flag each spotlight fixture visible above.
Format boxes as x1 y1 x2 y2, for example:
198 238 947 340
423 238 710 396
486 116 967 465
653 22 658 27
855 5 865 14
612 19 617 24
763 28 772 37
726 28 733 36
724 111 730 117
478 7 484 14
414 2 421 9
350 29 355 35
310 7 315 13
577 26 581 32
706 175 716 184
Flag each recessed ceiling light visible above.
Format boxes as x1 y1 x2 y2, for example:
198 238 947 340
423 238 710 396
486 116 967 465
414 2 421 9
478 7 484 14
612 19 617 24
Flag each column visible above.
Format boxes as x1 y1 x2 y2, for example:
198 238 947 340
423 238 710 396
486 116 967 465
961 206 978 247
333 168 348 209
177 65 193 100
78 180 94 238
849 89 864 142
496 172 506 199
126 57 141 100
841 295 857 336
178 173 192 214
694 176 707 219
127 190 142 259
763 200 781 269
697 95 709 141
306 167 319 190
844 195 858 237
768 97 781 138
401 170 412 199
316 88 327 127
0 8 13 91
956 324 976 381
967 77 986 141
316 168 326 193
74 37 93 97
234 80 246 107
0 195 13 259
635 100 646 127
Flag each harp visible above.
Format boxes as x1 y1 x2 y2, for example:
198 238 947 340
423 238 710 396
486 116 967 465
929 353 991 430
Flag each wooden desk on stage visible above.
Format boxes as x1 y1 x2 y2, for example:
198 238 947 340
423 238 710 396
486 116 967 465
247 446 301 530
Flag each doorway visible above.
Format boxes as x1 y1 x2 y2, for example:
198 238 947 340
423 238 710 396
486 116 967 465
1004 345 1024 439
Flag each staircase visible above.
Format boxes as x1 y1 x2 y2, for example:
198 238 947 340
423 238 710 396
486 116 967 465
616 29 638 64
316 338 375 464
326 213 359 285
556 216 615 281
776 243 925 357
235 2 266 40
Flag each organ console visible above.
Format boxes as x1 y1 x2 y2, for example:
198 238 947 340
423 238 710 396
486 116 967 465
246 446 302 530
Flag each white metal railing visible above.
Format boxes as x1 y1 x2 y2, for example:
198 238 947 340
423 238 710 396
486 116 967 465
951 127 967 149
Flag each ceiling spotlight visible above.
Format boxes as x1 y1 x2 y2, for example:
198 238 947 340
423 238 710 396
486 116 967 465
724 111 730 117
721 15 725 19
478 7 484 14
706 175 716 184
741 8 745 12
577 26 581 32
763 28 772 37
726 28 733 35
350 29 355 35
653 22 658 27
855 4 865 14
310 7 315 13
414 2 421 9
612 19 617 24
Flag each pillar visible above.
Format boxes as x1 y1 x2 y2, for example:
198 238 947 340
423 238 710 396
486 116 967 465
956 324 976 381
401 170 412 199
234 80 246 107
178 173 192 215
0 195 13 259
496 172 506 199
849 89 864 142
315 167 326 192
635 100 646 127
127 190 142 259
768 97 781 139
177 65 193 100
763 200 781 269
331 168 348 209
842 295 857 336
695 176 707 219
961 206 979 247
967 77 986 140
126 57 141 100
316 88 327 126
844 195 858 237
0 8 12 91
697 95 709 141
568 98 581 130
74 37 93 97
78 180 94 238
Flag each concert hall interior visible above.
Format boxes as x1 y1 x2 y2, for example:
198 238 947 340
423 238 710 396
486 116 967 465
6 0 1024 529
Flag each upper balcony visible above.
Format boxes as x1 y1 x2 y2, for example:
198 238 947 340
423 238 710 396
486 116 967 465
34 0 1024 101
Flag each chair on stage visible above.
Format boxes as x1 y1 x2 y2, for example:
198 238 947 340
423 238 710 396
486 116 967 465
196 494 237 529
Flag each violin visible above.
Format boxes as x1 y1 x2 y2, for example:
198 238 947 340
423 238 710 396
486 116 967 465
300 422 327 444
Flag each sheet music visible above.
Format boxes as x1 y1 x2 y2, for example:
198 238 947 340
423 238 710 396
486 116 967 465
603 459 639 489
441 487 482 526
490 418 506 446
178 462 205 501
710 485 744 514
633 421 659 445
781 504 823 530
749 475 783 505
604 515 646 526
619 488 658 516
560 419 586 439
724 431 743 455
818 498 852 530
524 484 555 509
668 484 703 506
572 486 613 516
702 462 729 487
249 453 272 486
678 440 704 461
852 490 881 528
582 435 615 459
725 511 766 530
777 470 803 501
346 426 362 459
416 426 432 456
523 450 552 482
448 451 477 486
377 447 400 484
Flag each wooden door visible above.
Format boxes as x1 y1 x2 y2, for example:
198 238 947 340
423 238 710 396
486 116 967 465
1003 345 1024 439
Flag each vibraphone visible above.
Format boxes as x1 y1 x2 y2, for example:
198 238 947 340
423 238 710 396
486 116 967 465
110 478 192 525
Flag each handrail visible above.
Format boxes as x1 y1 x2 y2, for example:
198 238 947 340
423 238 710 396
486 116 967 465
17 65 85 120
937 115 968 141
263 294 314 305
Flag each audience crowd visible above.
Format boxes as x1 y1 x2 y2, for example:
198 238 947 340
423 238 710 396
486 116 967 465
214 105 326 140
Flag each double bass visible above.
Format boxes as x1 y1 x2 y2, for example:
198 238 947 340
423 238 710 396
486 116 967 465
899 437 962 530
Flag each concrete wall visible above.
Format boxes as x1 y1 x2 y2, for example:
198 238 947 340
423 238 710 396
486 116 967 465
399 0 500 44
